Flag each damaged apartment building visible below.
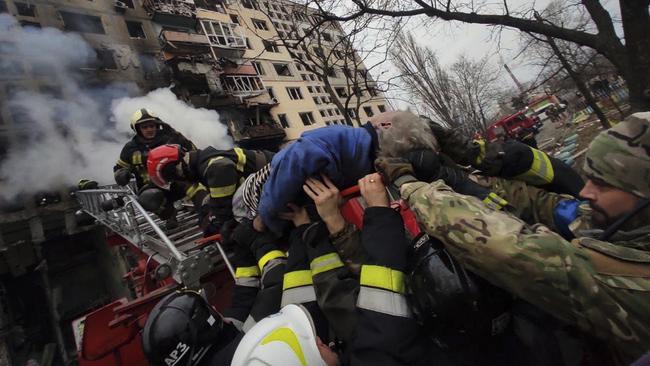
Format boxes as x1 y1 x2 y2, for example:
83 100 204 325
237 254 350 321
0 1 389 364
153 0 390 145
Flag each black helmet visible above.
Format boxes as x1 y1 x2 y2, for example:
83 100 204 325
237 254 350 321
407 234 512 347
137 187 167 212
142 290 224 366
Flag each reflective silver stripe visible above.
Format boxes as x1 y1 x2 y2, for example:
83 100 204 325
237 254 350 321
261 258 286 283
235 277 260 288
357 286 413 318
242 315 257 332
281 285 316 307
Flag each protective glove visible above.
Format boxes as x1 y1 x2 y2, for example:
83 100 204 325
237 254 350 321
374 157 417 189
427 120 481 166
78 179 98 190
231 219 259 249
404 149 442 182
428 121 453 146
114 168 132 186
219 219 238 247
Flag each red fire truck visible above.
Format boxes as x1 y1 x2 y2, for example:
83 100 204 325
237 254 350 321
484 111 541 142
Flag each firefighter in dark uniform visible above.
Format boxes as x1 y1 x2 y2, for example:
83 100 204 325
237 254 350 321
147 144 273 235
141 220 287 366
113 108 206 228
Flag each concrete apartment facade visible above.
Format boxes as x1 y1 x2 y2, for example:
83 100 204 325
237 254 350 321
0 0 390 151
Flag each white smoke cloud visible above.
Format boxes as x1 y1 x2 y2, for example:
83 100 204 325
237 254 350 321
110 88 233 150
0 14 232 200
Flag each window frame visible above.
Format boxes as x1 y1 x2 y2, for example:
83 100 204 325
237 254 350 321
286 87 303 100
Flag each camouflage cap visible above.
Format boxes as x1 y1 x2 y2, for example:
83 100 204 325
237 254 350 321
583 112 650 198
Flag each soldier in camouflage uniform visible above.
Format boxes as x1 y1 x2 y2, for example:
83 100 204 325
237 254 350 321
377 111 650 365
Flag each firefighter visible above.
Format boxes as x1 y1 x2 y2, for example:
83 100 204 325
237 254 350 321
232 174 437 366
427 119 584 197
147 144 273 235
113 108 205 228
141 220 286 366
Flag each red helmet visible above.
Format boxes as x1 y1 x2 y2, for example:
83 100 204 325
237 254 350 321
147 144 183 189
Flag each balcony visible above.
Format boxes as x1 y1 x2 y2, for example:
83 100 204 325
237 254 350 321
160 29 211 55
220 62 265 98
198 19 246 60
143 0 197 29
229 115 286 150
221 75 265 98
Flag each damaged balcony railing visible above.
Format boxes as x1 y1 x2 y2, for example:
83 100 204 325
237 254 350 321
222 74 265 97
74 184 234 288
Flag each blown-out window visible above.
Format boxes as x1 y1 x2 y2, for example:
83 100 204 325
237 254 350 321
200 19 245 48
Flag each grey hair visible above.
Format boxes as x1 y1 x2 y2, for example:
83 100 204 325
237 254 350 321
375 111 439 157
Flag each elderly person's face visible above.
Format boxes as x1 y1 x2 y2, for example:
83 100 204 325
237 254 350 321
369 111 400 130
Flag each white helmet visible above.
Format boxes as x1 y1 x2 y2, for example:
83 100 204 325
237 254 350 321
231 304 326 366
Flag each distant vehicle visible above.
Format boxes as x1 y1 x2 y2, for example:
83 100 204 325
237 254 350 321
485 111 540 142
532 103 566 122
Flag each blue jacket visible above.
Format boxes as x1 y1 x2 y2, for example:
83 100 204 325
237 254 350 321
258 124 377 234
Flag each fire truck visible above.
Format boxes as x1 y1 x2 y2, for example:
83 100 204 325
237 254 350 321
71 185 234 366
484 111 541 142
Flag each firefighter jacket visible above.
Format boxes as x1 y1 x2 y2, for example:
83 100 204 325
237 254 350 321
350 207 432 366
205 229 286 366
279 223 334 342
258 124 378 235
304 222 360 344
113 124 196 189
186 146 273 228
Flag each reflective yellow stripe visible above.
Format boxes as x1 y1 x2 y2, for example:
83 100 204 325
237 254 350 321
482 192 508 211
235 266 260 278
210 184 237 198
258 250 286 270
310 252 344 276
116 159 131 168
234 147 246 172
132 151 142 165
515 147 554 185
207 156 225 167
186 183 206 199
360 265 406 294
475 139 486 165
283 270 313 290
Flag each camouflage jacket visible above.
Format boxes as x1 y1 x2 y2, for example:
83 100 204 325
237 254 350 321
401 179 650 364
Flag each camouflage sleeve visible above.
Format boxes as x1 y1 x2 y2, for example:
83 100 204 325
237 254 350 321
400 180 650 360
473 176 572 230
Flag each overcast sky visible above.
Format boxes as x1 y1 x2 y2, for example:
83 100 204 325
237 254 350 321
337 0 622 109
